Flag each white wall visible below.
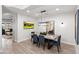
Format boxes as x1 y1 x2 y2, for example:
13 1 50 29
36 12 76 45
2 19 12 23
11 14 17 42
54 12 75 45
0 5 2 48
14 12 76 45
36 18 54 34
38 25 46 33
16 14 37 42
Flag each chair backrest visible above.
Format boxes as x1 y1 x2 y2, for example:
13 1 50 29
32 34 39 42
31 32 35 38
57 35 61 45
39 35 45 44
10 29 12 32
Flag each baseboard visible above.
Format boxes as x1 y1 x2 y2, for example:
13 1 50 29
61 41 76 46
17 38 30 43
15 38 76 45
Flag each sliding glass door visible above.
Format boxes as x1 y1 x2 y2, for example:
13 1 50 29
75 10 79 45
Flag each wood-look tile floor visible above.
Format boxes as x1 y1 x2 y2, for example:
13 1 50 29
0 37 76 54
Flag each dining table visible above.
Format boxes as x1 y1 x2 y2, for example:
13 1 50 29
44 34 59 41
44 34 59 49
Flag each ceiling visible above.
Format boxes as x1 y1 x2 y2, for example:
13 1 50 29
2 6 16 20
3 5 77 19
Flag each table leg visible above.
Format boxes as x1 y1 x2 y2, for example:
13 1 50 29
47 40 52 49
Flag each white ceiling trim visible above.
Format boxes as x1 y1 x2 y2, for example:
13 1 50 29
5 5 30 10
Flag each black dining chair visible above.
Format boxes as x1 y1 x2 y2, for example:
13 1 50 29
32 34 39 46
48 35 61 53
38 35 45 50
31 32 35 41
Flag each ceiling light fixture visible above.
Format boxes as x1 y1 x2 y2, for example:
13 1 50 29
56 8 60 11
26 10 30 13
5 5 30 10
3 13 11 16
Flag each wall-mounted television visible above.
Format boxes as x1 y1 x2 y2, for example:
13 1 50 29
24 22 34 29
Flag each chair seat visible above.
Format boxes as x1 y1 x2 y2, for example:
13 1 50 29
49 40 58 46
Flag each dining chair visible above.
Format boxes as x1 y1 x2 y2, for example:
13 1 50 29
32 34 39 46
48 35 61 53
38 35 45 50
31 32 35 41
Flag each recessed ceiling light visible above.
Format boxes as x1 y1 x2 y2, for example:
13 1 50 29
26 10 30 13
3 13 11 16
5 5 30 10
56 8 60 11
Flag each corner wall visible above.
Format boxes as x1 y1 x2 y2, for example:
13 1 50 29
16 14 37 42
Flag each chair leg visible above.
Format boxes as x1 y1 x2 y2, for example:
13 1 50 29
47 42 51 49
38 43 40 47
48 45 52 49
57 45 60 53
43 44 45 50
37 42 39 47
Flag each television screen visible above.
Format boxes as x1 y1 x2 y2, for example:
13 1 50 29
24 22 34 29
